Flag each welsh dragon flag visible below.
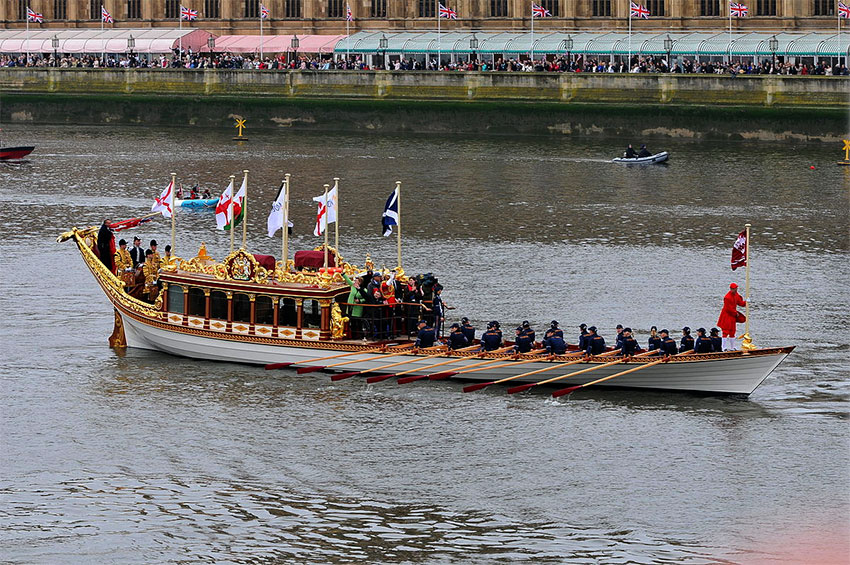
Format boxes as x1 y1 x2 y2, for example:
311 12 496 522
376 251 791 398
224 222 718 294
214 177 246 230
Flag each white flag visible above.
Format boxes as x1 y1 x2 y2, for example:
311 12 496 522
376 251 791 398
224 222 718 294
215 179 234 230
267 182 293 237
326 186 338 224
151 178 174 218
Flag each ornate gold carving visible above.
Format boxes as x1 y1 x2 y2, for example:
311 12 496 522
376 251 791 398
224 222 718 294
364 253 374 271
248 293 256 302
108 309 127 348
197 243 212 261
318 299 332 307
203 288 211 297
740 333 756 351
331 303 349 339
225 291 233 299
294 298 304 306
154 294 163 311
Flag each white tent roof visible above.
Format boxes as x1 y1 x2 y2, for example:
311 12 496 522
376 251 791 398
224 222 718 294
0 29 213 54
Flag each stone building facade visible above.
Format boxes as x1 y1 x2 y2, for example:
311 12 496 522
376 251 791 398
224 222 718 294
0 0 840 33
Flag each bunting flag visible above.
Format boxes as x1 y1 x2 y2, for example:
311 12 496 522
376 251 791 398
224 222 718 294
381 187 399 237
101 5 113 23
729 2 748 16
839 1 850 18
438 4 458 19
151 179 174 219
215 179 234 230
180 5 198 20
26 7 44 22
532 3 552 17
346 4 354 20
731 229 747 271
266 182 293 237
630 1 650 18
260 4 270 19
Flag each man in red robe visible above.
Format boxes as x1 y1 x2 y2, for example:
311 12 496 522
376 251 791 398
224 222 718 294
717 282 746 351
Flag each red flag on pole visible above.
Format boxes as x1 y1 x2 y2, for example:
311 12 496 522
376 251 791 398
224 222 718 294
731 229 747 270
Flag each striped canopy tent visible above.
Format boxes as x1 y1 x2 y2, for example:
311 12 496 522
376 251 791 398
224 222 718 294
210 34 345 54
788 34 849 57
0 28 212 54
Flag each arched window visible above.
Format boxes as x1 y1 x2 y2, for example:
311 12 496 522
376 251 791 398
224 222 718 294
210 290 228 320
303 299 321 329
232 293 251 324
167 285 185 314
187 288 206 317
279 298 297 326
255 296 274 325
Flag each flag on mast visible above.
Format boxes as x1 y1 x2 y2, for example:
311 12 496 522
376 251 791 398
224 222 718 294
260 4 270 18
180 5 198 20
226 175 247 231
839 1 850 17
630 1 650 18
215 179 234 229
313 193 328 236
381 187 399 236
729 2 748 16
346 4 354 20
267 182 293 237
731 229 747 270
26 7 44 22
101 5 113 22
532 3 552 17
151 178 174 218
438 4 458 18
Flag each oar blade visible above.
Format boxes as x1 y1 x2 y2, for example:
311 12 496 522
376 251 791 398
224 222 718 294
296 365 324 375
507 383 535 395
265 362 294 370
397 375 428 385
552 385 582 398
331 371 360 382
366 374 395 384
462 381 494 393
428 371 458 381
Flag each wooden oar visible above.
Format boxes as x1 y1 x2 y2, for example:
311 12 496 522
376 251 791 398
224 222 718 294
392 345 482 384
362 346 459 383
551 351 694 398
463 350 619 393
426 346 516 380
299 343 415 375
431 348 548 381
266 346 384 370
331 346 446 383
506 350 658 394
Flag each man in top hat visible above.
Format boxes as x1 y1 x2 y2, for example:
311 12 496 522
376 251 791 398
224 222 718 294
584 326 606 356
709 328 722 352
657 329 677 356
460 317 476 344
415 319 437 349
694 328 713 353
129 236 145 267
448 323 468 350
717 282 746 351
679 327 695 353
480 322 502 351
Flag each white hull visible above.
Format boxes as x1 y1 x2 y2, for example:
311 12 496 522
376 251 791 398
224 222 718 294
613 151 669 164
121 312 789 395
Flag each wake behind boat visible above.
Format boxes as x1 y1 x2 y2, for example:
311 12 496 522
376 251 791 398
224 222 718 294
613 151 669 165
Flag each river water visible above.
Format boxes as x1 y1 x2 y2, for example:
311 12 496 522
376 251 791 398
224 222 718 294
1 125 848 563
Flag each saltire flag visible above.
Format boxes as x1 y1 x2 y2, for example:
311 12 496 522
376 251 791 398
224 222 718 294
180 5 198 20
839 1 850 18
346 4 354 20
381 187 399 237
215 179 234 230
438 4 458 19
101 5 113 23
260 4 270 19
731 229 747 271
266 182 293 237
151 178 174 219
729 2 748 16
532 3 552 17
226 175 247 231
630 1 650 18
26 7 44 22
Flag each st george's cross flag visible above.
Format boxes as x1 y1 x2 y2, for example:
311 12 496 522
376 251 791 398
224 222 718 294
226 176 247 230
215 179 234 229
630 1 650 18
839 1 850 18
27 7 44 22
180 5 198 20
729 2 748 16
151 178 174 219
101 5 113 23
382 187 399 237
731 229 747 271
532 3 552 17
266 182 294 237
438 4 458 19
312 186 338 236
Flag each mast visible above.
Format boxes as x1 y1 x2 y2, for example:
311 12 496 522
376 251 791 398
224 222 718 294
333 177 340 261
170 172 177 252
744 222 751 336
395 180 402 270
241 170 249 249
322 183 329 268
229 174 236 254
282 173 290 272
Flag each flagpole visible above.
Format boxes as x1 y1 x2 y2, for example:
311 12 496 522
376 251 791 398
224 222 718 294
531 1 535 63
229 174 236 254
170 173 177 252
101 4 104 63
322 184 329 268
333 177 340 260
179 11 182 61
26 10 29 64
628 1 632 67
729 1 732 64
744 223 751 336
437 0 441 68
260 10 264 62
395 181 402 269
282 173 290 272
346 7 350 61
241 170 249 250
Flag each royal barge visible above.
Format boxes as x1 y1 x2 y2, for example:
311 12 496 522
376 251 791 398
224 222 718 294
58 225 793 396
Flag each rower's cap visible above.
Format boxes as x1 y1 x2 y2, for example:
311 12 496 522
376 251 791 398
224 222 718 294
133 236 141 242
450 323 460 329
522 320 530 327
589 326 597 332
418 319 427 325
516 326 524 331
730 282 738 289
551 320 559 327
660 329 669 334
616 324 623 329
682 326 690 332
641 144 647 148
624 327 632 333
710 327 719 334
697 327 706 334
579 323 587 329
119 239 127 245
461 317 469 324
434 283 443 292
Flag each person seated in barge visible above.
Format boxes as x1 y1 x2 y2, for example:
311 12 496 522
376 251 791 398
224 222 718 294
625 144 638 158
578 323 590 350
694 328 713 353
448 323 469 350
638 144 652 157
514 325 534 354
460 317 476 344
656 329 678 356
709 328 723 352
480 322 502 351
415 319 437 349
584 326 606 356
617 327 640 356
202 188 211 199
679 326 695 353
142 249 159 302
647 325 662 352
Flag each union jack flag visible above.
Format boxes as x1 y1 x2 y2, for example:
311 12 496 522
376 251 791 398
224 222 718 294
729 2 748 16
630 1 650 18
438 3 457 19
839 1 850 18
180 5 198 20
532 3 552 17
260 4 269 18
101 5 113 23
26 7 44 22
346 4 353 20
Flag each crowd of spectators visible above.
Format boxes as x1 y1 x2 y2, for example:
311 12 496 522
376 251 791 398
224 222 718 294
1 51 847 76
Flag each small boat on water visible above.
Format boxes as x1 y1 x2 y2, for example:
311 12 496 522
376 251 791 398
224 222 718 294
175 197 218 208
613 151 669 165
58 224 793 397
0 146 35 160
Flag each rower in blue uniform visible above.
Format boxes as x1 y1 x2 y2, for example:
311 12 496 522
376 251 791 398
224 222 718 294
658 329 678 356
578 323 589 351
709 327 722 352
480 322 502 351
521 320 535 344
514 326 533 354
585 326 606 355
614 324 625 349
415 320 437 348
679 326 695 353
694 327 713 353
647 325 662 351
545 333 567 355
618 327 640 356
460 317 476 344
448 323 469 350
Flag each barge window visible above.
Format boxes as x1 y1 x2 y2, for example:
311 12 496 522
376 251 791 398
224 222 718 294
303 299 321 329
210 290 228 320
167 285 185 314
187 288 206 317
279 298 297 326
232 293 251 324
255 296 274 325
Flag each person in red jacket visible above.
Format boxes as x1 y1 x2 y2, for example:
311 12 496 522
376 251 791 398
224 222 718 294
717 282 746 351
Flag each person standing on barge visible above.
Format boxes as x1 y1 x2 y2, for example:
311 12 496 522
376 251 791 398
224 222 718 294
717 282 746 351
113 239 134 289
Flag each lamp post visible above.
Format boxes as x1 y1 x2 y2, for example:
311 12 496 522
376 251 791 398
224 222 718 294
469 33 478 64
768 34 778 72
290 35 299 67
564 34 573 69
52 34 59 67
379 33 388 70
664 34 673 72
207 35 215 56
